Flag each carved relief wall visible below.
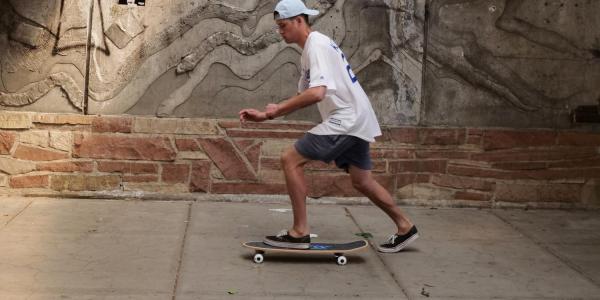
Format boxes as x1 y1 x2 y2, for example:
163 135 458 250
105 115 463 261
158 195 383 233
0 0 418 126
422 0 600 127
1 0 599 128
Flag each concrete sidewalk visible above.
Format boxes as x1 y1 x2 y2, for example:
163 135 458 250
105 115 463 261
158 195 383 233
0 196 599 299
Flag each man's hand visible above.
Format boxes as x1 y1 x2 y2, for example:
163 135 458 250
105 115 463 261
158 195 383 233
239 103 280 123
239 81 325 123
239 108 268 123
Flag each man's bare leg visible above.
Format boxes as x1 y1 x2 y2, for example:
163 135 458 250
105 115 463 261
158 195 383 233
280 146 311 237
348 165 413 234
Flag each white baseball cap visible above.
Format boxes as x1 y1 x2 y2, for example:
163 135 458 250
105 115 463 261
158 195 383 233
274 0 319 20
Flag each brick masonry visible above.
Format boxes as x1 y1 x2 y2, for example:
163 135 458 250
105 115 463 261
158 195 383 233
0 112 599 207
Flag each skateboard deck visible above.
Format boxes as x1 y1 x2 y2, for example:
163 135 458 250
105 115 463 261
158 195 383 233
243 240 368 265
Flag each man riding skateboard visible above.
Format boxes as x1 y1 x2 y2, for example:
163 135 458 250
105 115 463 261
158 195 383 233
239 0 419 253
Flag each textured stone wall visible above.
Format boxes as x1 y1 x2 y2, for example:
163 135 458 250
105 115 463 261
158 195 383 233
2 0 598 128
422 0 600 128
0 0 419 126
1 112 599 207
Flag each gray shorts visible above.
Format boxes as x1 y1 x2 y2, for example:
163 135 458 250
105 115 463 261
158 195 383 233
294 133 372 171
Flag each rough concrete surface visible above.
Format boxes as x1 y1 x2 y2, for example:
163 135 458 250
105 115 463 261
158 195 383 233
0 196 599 299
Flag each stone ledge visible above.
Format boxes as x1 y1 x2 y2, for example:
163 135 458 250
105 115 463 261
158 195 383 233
0 112 34 129
134 117 219 135
33 113 93 125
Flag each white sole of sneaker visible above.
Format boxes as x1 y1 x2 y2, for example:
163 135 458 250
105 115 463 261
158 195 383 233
263 239 310 249
377 233 419 253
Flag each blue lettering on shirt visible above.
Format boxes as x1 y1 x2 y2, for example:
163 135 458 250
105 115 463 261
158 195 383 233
329 40 358 83
302 69 311 90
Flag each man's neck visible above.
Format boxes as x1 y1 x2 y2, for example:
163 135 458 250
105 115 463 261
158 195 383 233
297 28 312 49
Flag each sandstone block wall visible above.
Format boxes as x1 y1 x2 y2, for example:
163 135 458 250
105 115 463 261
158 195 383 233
1 112 598 207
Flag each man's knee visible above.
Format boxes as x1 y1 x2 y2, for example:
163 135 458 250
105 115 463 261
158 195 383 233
281 146 304 168
281 147 293 162
352 177 372 193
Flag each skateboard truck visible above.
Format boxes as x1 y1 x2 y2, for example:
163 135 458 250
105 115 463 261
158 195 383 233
252 250 349 265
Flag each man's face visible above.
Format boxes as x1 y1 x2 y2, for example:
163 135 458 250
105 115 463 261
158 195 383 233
275 17 298 43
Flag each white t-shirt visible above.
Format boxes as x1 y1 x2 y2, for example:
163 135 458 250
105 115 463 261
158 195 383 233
299 31 382 142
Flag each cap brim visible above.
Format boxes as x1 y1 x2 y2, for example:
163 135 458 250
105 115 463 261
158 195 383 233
304 9 319 16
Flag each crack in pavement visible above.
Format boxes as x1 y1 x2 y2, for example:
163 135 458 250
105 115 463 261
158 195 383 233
170 201 193 300
1 200 33 231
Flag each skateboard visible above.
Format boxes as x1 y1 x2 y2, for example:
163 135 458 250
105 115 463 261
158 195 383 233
242 240 368 265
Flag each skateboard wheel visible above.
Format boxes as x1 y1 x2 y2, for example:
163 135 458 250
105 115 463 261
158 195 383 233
336 255 347 266
253 253 264 264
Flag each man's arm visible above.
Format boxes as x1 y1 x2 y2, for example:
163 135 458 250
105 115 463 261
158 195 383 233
239 86 326 122
266 86 326 119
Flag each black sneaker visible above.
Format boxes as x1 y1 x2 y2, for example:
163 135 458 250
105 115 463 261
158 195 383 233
378 226 419 253
264 230 311 249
